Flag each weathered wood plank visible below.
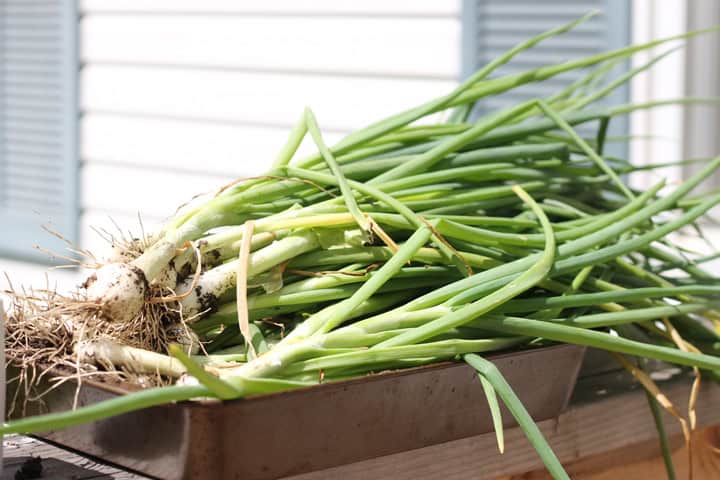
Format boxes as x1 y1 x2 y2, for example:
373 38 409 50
287 373 720 480
516 427 720 479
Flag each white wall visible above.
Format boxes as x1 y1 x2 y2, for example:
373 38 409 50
629 0 687 190
1 0 462 290
629 1 720 271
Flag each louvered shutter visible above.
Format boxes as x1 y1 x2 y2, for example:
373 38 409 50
0 0 78 262
461 0 630 156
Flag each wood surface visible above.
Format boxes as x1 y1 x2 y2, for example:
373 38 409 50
510 427 720 479
289 372 720 480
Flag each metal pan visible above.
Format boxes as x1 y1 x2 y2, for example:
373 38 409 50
9 344 585 480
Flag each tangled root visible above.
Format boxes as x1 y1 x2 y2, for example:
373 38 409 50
4 281 182 414
4 221 204 412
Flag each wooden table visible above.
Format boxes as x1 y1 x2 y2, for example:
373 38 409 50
3 370 719 480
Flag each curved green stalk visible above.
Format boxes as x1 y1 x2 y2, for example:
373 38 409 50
374 186 555 347
536 100 633 199
567 47 682 112
644 383 678 480
480 316 720 370
294 226 432 339
168 345 240 399
1 375 319 436
305 108 371 236
1 385 213 435
498 286 720 313
294 13 597 169
479 375 505 454
408 181 665 310
284 166 471 275
451 27 720 109
468 303 719 331
370 101 537 184
464 354 570 480
446 159 719 307
272 111 308 170
280 337 526 375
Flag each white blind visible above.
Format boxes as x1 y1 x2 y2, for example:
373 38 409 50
0 0 78 262
462 0 631 157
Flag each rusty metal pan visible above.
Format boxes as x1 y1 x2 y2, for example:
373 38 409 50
9 344 585 480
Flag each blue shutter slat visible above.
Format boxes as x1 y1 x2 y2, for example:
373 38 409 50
462 0 630 159
0 0 78 263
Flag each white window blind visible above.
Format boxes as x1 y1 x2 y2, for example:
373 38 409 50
0 0 78 263
461 0 631 158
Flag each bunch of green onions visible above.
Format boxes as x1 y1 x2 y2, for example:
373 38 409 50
5 14 720 480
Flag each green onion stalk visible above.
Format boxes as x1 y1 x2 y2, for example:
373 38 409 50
6 15 720 480
75 13 717 323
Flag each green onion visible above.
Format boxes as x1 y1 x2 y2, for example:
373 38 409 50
6 18 720 480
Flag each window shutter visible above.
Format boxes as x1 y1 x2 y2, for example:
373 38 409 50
461 0 631 156
0 0 78 263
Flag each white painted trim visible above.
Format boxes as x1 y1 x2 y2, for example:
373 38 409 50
629 0 687 190
629 2 720 263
